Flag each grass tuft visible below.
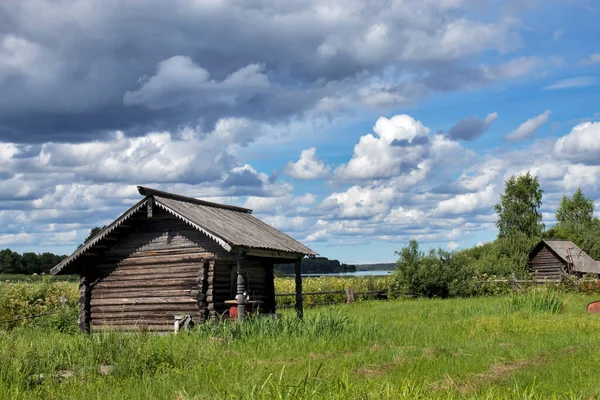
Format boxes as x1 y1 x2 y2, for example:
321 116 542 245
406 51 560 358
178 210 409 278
504 289 565 314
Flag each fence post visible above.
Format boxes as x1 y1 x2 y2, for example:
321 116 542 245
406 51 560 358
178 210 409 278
511 273 523 292
294 260 303 319
346 288 355 304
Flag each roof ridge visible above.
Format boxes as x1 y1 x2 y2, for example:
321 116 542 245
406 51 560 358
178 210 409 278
137 186 252 213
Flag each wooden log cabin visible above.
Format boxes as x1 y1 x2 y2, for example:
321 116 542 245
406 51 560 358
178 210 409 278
528 239 600 282
50 186 317 332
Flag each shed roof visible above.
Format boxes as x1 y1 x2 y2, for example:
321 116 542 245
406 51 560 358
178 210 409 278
50 186 316 274
532 239 600 274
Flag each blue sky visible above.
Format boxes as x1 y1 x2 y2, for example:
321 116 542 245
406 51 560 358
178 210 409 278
0 0 599 264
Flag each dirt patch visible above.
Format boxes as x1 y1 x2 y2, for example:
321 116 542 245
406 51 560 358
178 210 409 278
354 362 396 378
430 359 537 394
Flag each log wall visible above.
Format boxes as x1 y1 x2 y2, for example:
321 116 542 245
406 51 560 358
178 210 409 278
89 211 228 332
529 246 566 282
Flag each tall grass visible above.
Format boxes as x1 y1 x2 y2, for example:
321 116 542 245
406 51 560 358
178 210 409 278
2 295 600 398
196 310 359 341
504 289 565 314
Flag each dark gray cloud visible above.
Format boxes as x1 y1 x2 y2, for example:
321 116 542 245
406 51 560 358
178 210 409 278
391 135 429 147
447 112 498 141
0 0 525 143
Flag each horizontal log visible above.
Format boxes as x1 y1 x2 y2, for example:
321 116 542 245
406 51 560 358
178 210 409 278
91 310 202 319
94 264 201 274
92 303 200 313
105 253 210 267
92 288 193 299
91 324 175 332
97 272 198 283
94 278 197 289
91 297 196 306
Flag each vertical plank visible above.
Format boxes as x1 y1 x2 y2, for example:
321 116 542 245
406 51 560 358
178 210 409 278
198 260 209 323
266 261 276 313
79 270 91 333
294 260 303 319
236 257 246 322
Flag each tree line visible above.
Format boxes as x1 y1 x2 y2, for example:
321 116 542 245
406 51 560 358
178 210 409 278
0 227 102 275
396 172 600 297
274 257 356 275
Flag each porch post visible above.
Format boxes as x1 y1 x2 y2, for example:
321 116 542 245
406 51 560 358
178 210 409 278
294 259 303 319
236 257 246 322
78 270 91 333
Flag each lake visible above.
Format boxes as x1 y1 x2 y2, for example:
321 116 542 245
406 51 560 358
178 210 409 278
303 270 393 277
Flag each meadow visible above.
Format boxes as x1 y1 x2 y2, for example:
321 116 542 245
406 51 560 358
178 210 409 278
2 276 600 398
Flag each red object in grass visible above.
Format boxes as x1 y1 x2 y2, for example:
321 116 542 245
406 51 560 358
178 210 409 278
227 302 255 320
586 301 600 313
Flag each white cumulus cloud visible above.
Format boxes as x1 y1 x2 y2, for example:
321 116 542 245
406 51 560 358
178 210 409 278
284 148 330 180
505 110 551 142
555 121 600 165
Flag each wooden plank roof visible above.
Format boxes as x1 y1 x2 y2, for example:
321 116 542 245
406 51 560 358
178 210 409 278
51 187 316 274
531 239 600 274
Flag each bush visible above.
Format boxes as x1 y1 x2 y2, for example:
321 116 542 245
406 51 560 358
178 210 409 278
0 276 78 330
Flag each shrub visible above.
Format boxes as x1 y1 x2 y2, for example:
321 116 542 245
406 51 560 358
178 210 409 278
0 276 78 330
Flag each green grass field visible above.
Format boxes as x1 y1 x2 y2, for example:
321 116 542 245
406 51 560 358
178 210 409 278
2 293 600 399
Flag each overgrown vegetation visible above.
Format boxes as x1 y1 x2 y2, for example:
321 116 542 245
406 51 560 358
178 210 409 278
395 172 600 298
0 276 78 331
2 295 600 398
275 275 400 306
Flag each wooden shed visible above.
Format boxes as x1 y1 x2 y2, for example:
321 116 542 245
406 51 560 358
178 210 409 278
50 186 317 332
528 239 600 281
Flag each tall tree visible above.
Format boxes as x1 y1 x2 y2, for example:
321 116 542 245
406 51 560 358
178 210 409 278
494 172 544 238
78 226 107 248
556 188 594 225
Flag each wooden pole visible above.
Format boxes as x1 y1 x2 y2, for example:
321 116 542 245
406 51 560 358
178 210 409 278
236 257 246 322
294 259 303 319
78 271 91 333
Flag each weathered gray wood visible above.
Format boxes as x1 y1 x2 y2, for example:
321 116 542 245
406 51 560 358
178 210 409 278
346 288 355 303
294 260 303 319
147 197 154 218
91 297 197 306
98 272 198 283
94 264 200 275
92 289 192 298
242 248 304 260
79 271 91 333
92 324 175 332
94 278 197 289
91 303 200 313
92 310 202 319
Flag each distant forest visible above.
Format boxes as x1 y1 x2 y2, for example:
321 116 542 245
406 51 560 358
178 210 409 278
355 263 396 271
274 257 357 275
0 249 66 275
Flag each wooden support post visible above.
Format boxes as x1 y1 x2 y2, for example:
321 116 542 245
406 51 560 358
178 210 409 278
294 260 303 319
346 288 355 304
236 257 246 322
147 197 153 218
78 271 91 333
